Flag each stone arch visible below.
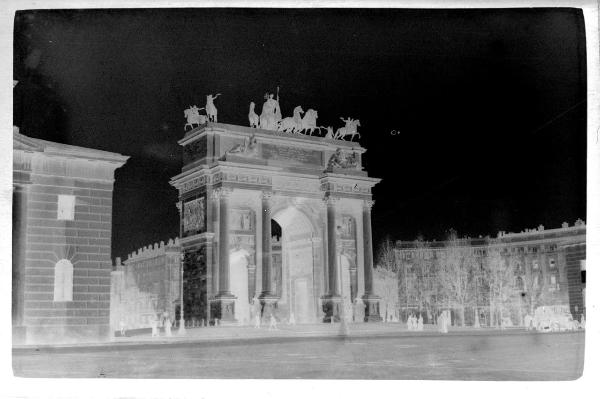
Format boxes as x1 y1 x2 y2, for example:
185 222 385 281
271 204 319 323
229 248 251 325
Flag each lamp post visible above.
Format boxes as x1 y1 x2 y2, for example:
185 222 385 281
179 252 186 335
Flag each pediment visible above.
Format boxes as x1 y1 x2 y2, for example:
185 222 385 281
13 130 43 152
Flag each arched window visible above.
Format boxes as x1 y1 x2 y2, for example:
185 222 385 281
515 276 524 291
53 259 73 301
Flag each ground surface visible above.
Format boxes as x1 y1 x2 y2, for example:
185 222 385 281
12 327 584 380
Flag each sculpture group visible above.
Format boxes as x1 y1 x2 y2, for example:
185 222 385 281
184 89 362 142
184 93 220 131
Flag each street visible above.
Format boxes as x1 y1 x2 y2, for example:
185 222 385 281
12 330 584 380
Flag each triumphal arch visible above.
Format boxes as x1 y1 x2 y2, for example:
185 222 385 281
170 122 382 324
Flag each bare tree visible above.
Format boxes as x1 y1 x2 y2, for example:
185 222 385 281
485 244 516 328
376 236 398 272
437 230 473 327
373 267 400 321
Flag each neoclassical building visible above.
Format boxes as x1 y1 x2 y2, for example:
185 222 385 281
393 221 586 326
13 128 128 344
169 122 382 324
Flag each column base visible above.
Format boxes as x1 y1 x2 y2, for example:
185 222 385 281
210 293 237 324
259 294 279 322
321 295 343 323
362 294 382 322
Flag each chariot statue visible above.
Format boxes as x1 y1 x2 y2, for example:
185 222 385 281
205 93 221 122
298 109 320 135
277 106 304 133
184 105 206 131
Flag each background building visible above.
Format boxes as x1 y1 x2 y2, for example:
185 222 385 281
386 221 586 326
110 238 181 333
13 128 128 344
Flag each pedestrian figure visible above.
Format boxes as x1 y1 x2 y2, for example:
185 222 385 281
254 312 261 329
151 315 159 337
417 314 424 331
119 320 126 337
165 316 172 337
288 312 296 326
268 314 277 330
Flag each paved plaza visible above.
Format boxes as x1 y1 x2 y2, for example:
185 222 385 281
12 328 584 380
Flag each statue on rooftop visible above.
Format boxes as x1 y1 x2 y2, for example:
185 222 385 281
298 109 320 136
205 93 221 122
334 117 361 141
248 102 259 128
184 105 206 131
278 106 304 133
259 89 281 130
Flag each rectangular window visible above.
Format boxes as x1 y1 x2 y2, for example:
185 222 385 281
57 195 75 220
549 258 556 269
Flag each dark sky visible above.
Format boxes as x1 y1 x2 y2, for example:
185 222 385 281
13 8 587 261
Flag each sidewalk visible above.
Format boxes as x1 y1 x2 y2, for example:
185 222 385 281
13 322 533 351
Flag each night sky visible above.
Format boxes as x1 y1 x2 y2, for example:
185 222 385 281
13 8 587 262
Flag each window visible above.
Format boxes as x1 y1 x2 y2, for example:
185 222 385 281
53 259 73 301
549 258 556 269
57 195 75 220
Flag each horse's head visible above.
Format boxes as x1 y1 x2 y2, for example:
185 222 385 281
293 106 304 114
355 120 361 127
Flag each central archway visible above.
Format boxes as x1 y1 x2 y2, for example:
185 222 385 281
272 206 319 324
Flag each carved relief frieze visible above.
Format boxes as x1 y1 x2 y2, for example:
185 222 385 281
320 181 371 195
273 176 320 193
183 196 206 236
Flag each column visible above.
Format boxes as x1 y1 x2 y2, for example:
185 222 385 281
12 185 28 341
218 188 231 295
211 187 237 323
362 199 382 322
320 196 342 322
259 191 278 320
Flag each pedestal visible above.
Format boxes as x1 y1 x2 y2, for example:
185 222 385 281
321 295 343 323
259 295 279 322
210 294 237 324
362 294 382 322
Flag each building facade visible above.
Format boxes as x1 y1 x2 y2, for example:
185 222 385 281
169 122 382 324
392 221 586 326
13 129 128 344
110 239 182 333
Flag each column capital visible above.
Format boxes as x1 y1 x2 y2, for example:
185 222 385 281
175 201 182 213
212 187 233 200
323 195 340 207
363 199 375 210
261 190 274 201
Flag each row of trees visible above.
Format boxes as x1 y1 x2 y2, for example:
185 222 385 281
375 231 549 327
